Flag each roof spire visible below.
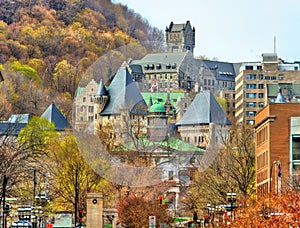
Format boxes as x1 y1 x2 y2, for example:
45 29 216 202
275 87 286 103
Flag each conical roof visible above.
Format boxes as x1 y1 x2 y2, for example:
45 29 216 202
96 79 108 96
101 67 147 115
275 87 286 103
41 103 71 130
176 90 231 125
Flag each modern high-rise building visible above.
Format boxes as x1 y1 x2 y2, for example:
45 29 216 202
235 53 300 125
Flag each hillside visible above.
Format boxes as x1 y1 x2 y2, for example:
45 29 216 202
0 0 164 120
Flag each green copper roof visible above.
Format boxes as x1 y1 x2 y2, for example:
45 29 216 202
150 103 166 113
142 92 185 109
76 87 84 96
116 136 205 153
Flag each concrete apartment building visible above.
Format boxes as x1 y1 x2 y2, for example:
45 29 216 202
235 53 300 125
255 94 300 195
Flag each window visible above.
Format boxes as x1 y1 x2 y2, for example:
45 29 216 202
265 76 270 80
247 120 255 125
246 102 256 107
258 93 264 98
247 111 256 117
278 74 284 80
88 106 94 112
83 97 86 102
246 93 256 98
246 74 256 80
212 80 215 86
271 76 277 80
246 84 256 89
258 84 264 89
204 79 207 85
88 116 93 121
258 74 264 80
225 93 230 99
292 135 300 174
258 102 264 107
246 66 253 70
257 66 262 70
208 79 211 86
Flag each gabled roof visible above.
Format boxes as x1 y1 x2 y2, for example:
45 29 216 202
166 21 192 32
176 90 231 126
8 114 31 123
0 114 31 136
41 103 71 131
195 59 236 81
101 67 147 115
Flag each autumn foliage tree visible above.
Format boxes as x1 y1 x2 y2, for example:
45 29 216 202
117 194 171 228
231 191 300 227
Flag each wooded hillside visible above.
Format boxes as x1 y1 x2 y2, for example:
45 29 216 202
0 0 164 119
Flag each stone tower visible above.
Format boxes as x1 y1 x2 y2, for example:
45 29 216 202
165 21 195 54
94 79 109 119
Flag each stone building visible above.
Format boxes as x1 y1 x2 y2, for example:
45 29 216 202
165 21 195 54
129 51 196 92
73 79 98 132
176 90 231 149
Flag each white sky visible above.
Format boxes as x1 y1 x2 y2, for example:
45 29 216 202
112 0 300 63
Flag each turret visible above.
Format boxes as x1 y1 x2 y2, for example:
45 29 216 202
94 79 109 117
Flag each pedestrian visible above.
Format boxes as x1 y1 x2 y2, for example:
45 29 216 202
193 211 198 228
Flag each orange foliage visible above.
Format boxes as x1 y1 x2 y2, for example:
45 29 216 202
231 191 300 227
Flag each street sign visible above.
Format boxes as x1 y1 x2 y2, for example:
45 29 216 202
149 215 156 228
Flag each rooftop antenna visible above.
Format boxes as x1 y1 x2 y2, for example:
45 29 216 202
274 36 276 54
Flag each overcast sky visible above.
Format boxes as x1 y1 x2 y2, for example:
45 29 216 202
112 0 300 63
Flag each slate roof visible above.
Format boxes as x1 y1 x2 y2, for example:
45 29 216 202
0 114 31 136
195 59 236 81
41 103 71 131
101 67 147 115
275 88 286 103
166 21 192 32
130 52 188 74
96 79 108 96
176 90 231 126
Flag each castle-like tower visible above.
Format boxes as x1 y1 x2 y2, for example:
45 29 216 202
165 21 195 54
94 79 109 119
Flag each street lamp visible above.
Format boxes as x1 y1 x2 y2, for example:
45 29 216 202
225 192 238 221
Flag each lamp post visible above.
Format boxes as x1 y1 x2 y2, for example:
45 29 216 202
225 192 238 221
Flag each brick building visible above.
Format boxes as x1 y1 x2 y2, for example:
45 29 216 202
255 92 300 195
